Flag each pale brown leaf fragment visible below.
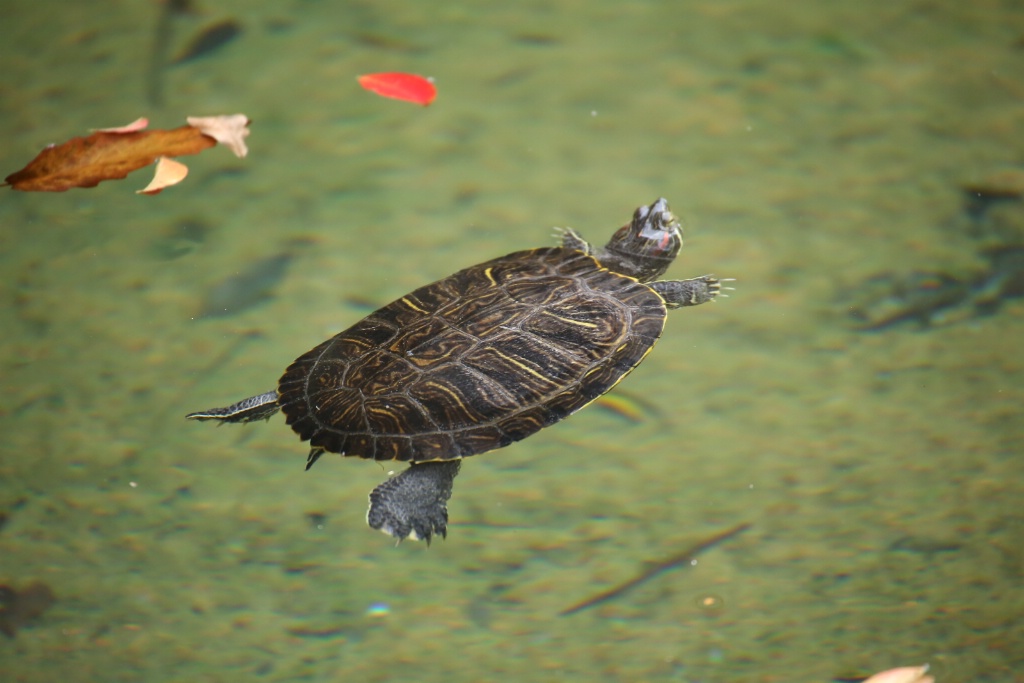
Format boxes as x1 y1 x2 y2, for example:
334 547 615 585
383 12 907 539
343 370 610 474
863 665 934 683
186 114 250 158
137 156 189 195
94 117 150 133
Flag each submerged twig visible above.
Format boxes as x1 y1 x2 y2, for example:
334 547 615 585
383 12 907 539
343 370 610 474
148 0 194 106
559 522 751 616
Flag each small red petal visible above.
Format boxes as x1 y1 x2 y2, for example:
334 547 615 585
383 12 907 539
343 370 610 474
358 72 436 106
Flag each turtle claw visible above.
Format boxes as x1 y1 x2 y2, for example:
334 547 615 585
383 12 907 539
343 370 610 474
712 278 737 300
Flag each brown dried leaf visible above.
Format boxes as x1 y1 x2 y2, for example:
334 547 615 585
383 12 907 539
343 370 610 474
4 125 215 192
4 114 249 193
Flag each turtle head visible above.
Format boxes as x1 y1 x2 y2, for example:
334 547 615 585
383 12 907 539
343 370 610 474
598 198 682 282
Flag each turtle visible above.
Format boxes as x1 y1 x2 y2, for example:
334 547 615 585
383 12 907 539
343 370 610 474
187 198 728 543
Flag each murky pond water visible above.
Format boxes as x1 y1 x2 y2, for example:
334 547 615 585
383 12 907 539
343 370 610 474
2 1 1021 681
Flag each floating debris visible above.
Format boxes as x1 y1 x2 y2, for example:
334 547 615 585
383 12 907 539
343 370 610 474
852 664 934 683
305 512 328 530
147 0 196 106
559 522 751 616
845 171 1024 330
365 602 390 618
962 168 1024 218
0 580 55 638
284 624 347 639
972 199 1024 247
846 272 974 331
173 19 243 65
593 391 659 424
847 244 1024 331
977 245 1024 308
889 535 962 556
151 217 211 260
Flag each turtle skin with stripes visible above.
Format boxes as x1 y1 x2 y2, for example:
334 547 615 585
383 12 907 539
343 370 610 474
187 198 727 543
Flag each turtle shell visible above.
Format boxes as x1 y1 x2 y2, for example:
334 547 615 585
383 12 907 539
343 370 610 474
277 246 667 463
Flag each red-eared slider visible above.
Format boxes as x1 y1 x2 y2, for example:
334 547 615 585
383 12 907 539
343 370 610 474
188 198 728 542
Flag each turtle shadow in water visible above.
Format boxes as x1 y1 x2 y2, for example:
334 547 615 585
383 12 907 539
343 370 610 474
193 239 316 319
195 252 293 319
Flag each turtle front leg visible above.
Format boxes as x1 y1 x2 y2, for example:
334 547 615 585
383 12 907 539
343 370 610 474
558 228 594 254
367 460 462 544
652 275 732 309
186 390 280 423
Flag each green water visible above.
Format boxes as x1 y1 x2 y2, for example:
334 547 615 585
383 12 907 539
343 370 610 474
1 1 1021 681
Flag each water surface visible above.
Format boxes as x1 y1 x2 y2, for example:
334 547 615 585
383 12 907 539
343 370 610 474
1 1 1021 681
